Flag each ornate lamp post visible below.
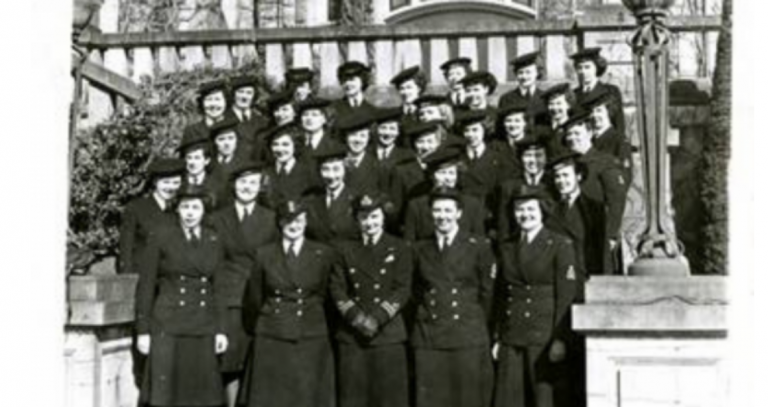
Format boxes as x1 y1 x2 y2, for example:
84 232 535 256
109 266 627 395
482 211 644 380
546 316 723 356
623 0 689 276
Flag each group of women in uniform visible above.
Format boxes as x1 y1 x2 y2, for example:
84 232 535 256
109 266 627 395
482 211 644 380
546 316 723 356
120 46 633 407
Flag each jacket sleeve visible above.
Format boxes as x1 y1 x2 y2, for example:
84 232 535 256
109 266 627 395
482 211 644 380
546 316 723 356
599 162 628 240
610 86 626 135
403 201 418 241
118 203 138 274
552 237 581 343
496 184 512 242
241 251 265 335
370 242 414 326
476 238 497 323
212 232 228 335
329 246 364 324
135 232 160 334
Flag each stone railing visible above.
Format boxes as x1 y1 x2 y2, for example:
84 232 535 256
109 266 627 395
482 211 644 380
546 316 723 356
74 15 720 125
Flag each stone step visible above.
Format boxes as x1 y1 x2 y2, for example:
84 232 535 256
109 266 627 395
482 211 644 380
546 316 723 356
584 276 728 304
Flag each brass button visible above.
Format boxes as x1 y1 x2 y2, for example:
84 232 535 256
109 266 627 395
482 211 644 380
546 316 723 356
180 276 186 281
297 298 304 305
526 298 532 304
507 297 512 302
526 285 531 290
180 288 186 294
297 310 303 317
297 288 303 294
374 297 381 304
200 289 207 295
354 296 360 301
350 268 356 274
179 300 186 306
276 298 282 303
431 314 437 320
380 269 387 275
506 310 512 316
275 308 280 314
524 312 531 318
507 284 512 290
275 289 281 295
354 283 361 289
451 301 458 307
453 314 460 320
373 284 381 290
451 288 458 295
201 277 208 283
200 301 206 307
430 288 437 295
429 300 436 306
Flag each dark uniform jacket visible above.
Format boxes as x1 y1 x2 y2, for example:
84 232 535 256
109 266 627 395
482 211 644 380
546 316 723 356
346 152 388 196
331 98 378 131
209 204 279 306
232 108 270 153
263 159 321 203
574 82 626 134
119 196 175 275
375 145 416 169
208 147 252 207
181 170 229 211
404 193 486 241
242 240 337 341
135 223 226 336
494 174 555 242
305 185 360 243
490 139 524 180
578 148 628 241
461 146 504 204
494 227 581 347
593 126 633 182
498 87 548 124
389 159 428 218
411 230 496 349
330 234 413 346
547 193 608 276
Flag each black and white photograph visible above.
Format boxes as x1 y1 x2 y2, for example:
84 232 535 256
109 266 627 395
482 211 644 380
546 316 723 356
2 0 760 406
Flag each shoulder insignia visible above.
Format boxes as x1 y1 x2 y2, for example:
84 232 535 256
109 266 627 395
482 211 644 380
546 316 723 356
490 263 497 279
566 265 576 281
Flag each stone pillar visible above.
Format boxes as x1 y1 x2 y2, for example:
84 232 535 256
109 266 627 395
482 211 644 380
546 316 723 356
573 277 728 407
65 274 139 407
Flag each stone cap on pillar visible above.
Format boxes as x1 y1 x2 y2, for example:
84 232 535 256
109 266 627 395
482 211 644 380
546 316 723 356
572 276 728 337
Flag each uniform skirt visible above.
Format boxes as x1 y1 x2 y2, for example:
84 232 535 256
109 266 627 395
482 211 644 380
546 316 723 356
240 335 335 407
337 342 409 407
414 346 493 407
219 307 251 374
493 344 572 407
139 332 224 407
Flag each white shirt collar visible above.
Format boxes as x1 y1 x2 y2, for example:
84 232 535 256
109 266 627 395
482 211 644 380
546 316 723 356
188 172 206 185
564 189 581 208
327 184 345 204
363 230 383 246
522 224 543 244
436 226 459 248
282 237 304 256
377 144 394 160
277 157 296 173
348 94 364 108
152 192 167 211
468 143 486 160
182 224 201 241
236 201 256 220
307 130 324 150
526 171 544 186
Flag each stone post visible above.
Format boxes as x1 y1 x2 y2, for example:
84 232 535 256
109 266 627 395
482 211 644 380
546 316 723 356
622 0 689 276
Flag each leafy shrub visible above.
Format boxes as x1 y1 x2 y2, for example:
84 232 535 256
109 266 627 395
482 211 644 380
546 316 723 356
68 62 273 272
